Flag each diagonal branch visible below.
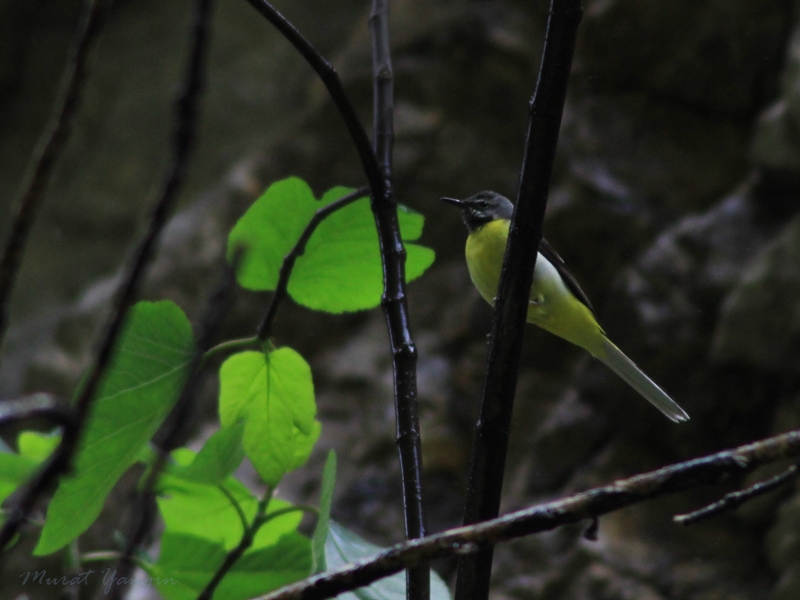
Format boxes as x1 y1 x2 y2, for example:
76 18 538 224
109 235 237 598
257 186 368 341
674 461 800 525
0 0 110 355
0 0 211 555
253 428 800 600
0 394 71 430
242 0 383 188
198 492 272 600
455 1 583 598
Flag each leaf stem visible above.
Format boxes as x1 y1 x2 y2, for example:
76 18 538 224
263 504 320 522
203 336 261 364
81 551 125 563
256 187 368 341
219 484 251 535
197 486 275 600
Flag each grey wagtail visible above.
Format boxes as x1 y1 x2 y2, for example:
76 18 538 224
442 191 689 423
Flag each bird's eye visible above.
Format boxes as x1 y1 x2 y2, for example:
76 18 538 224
478 201 488 209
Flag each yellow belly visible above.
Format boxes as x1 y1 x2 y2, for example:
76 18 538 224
465 220 509 306
464 221 605 357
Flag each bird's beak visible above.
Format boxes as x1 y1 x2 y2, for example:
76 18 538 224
441 197 464 208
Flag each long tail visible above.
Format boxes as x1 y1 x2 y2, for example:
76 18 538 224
596 338 689 423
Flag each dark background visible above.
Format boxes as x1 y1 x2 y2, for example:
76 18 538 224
2 0 800 598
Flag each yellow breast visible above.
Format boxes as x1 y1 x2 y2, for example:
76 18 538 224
464 220 605 357
464 220 509 305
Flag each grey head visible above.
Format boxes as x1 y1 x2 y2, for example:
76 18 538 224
441 191 514 232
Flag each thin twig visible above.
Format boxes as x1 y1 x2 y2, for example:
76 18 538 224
0 0 109 353
81 551 124 563
0 0 211 556
369 2 427 599
242 1 383 189
198 493 272 600
255 429 800 600
219 484 252 535
455 1 583 599
203 336 260 364
0 408 73 432
197 495 319 599
262 505 320 521
63 540 83 600
0 394 72 430
674 462 800 525
257 186 368 341
242 3 427 588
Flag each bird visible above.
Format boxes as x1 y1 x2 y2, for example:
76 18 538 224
442 190 689 423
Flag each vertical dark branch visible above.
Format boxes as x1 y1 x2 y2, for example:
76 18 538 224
370 2 429 600
0 0 213 554
241 3 428 595
454 1 583 599
0 0 109 355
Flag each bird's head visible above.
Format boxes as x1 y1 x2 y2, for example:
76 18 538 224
441 191 514 232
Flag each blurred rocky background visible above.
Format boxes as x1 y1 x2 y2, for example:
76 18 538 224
2 0 800 598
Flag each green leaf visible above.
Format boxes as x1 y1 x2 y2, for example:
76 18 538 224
35 301 195 555
152 471 310 600
219 348 320 485
0 431 61 506
312 450 336 573
157 473 301 551
18 430 61 462
228 177 435 313
0 454 38 506
326 522 451 600
229 177 318 291
143 531 311 600
288 187 435 312
168 423 245 485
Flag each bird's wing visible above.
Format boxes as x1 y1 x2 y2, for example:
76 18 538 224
538 238 595 314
